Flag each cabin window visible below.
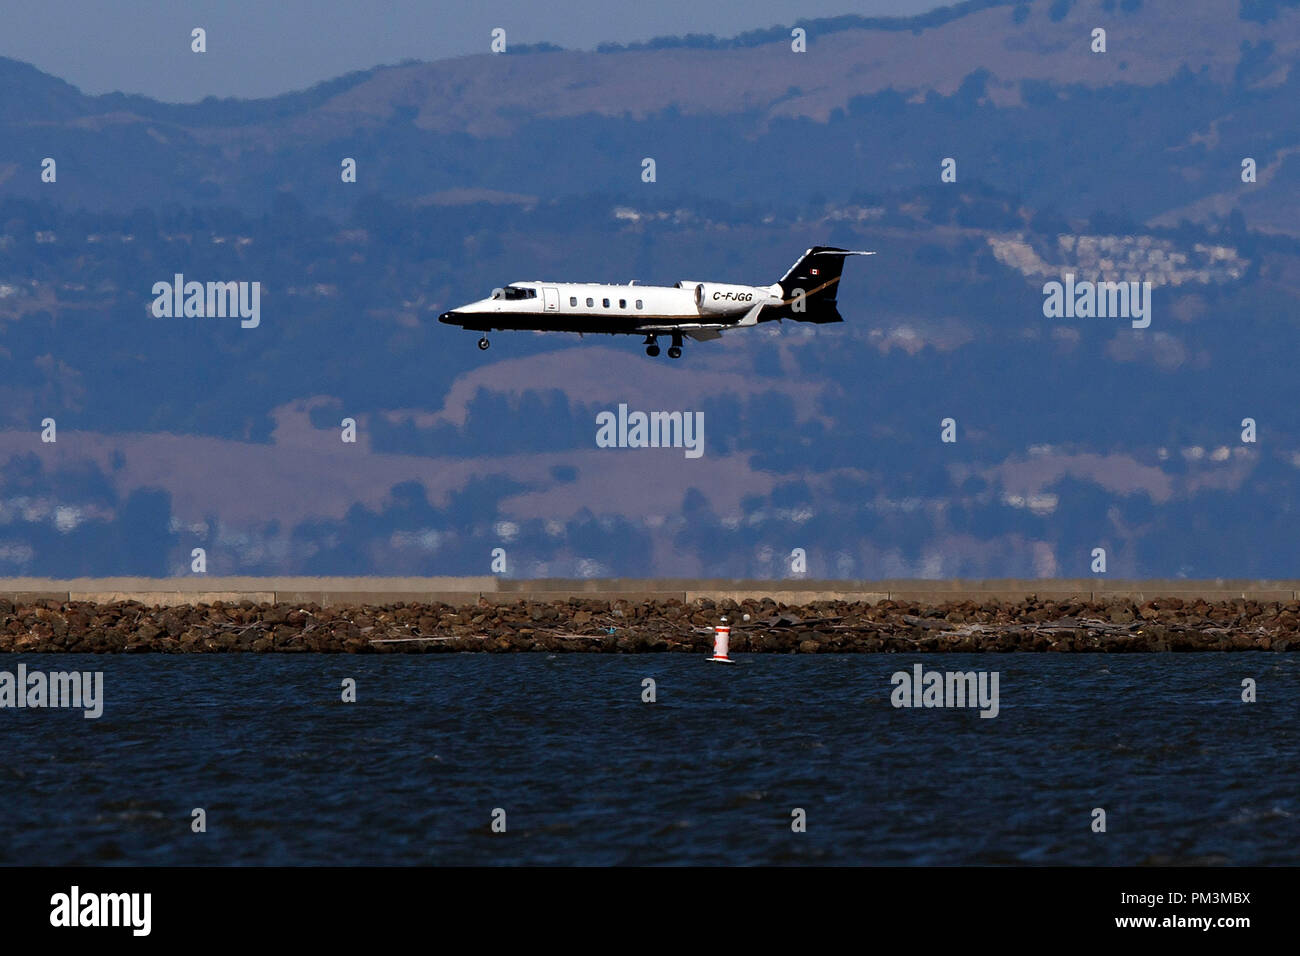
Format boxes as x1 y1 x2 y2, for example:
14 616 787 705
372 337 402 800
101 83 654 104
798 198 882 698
586 297 593 307
635 299 643 309
569 296 577 307
501 287 536 301
619 299 626 309
602 298 610 308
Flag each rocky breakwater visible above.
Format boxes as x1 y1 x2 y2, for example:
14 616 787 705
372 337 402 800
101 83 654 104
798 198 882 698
0 595 1296 653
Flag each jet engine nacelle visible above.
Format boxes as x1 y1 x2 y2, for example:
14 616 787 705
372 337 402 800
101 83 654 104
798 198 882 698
692 282 773 315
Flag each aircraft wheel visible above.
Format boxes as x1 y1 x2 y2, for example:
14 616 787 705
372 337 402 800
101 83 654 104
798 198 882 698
646 344 661 357
477 337 490 350
667 346 682 359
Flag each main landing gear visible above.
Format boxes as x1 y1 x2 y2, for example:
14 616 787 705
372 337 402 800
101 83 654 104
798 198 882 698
478 336 490 350
645 333 683 359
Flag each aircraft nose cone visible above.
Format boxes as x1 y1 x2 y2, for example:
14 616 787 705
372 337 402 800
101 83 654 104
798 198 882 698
438 311 456 324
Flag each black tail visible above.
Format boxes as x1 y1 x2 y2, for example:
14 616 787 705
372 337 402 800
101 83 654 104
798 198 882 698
775 246 873 323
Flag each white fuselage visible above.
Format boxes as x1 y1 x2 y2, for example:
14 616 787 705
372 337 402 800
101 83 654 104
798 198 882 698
440 246 872 355
442 280 786 334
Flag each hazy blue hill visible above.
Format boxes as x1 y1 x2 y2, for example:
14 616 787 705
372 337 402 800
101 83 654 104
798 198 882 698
0 57 92 122
1 0 1298 578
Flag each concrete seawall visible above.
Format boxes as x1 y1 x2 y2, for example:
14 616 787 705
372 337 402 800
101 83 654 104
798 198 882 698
2 577 1299 607
5 579 1297 652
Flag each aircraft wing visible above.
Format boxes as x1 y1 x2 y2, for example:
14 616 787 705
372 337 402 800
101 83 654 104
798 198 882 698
637 322 725 333
636 324 725 341
637 303 765 341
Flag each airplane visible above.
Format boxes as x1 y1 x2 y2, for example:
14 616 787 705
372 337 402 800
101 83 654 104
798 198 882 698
438 246 874 357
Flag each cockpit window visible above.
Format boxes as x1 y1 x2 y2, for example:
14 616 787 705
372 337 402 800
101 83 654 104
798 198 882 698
501 286 537 301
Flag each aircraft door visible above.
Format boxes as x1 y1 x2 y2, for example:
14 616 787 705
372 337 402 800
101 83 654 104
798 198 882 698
543 287 560 312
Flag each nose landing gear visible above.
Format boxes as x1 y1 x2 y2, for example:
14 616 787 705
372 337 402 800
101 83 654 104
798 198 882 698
478 337 490 350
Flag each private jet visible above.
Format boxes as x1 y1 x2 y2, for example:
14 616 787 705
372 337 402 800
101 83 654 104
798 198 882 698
438 246 873 357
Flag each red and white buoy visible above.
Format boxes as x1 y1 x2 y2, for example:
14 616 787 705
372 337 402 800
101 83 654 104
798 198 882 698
708 616 736 664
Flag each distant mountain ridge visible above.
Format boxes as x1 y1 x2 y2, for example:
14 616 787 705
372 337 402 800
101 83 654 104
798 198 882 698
3 1 1297 133
2 0 1298 232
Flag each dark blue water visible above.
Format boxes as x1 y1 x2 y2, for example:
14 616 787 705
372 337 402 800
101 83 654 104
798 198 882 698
1 653 1296 865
